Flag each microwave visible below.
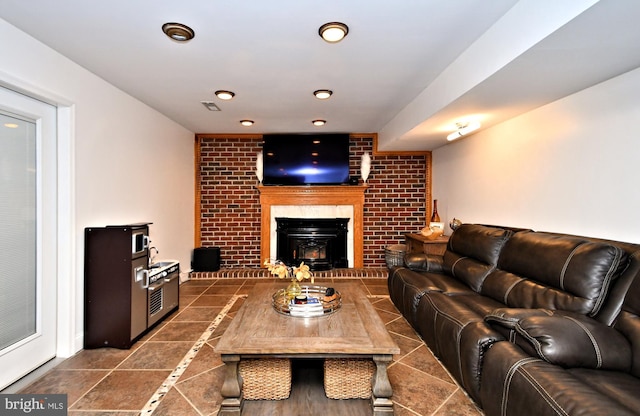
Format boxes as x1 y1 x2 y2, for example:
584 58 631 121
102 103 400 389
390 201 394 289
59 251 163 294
132 231 149 255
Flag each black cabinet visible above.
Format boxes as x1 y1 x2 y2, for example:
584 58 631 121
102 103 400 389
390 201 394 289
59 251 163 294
84 223 150 349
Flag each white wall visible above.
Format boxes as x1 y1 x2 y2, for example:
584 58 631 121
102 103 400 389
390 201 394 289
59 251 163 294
0 18 195 353
433 67 640 244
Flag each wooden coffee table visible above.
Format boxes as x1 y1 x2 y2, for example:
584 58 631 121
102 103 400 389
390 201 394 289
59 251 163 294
214 281 400 415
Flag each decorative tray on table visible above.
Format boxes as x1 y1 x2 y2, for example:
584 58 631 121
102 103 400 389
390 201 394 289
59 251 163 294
272 285 342 317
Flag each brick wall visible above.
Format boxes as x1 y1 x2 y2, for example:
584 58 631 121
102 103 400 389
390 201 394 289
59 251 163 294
196 134 430 268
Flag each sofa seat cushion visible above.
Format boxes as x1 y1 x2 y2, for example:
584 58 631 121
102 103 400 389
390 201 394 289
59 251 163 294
415 292 504 350
388 267 474 326
481 341 639 416
569 367 640 412
414 292 505 402
481 231 627 316
403 269 476 295
403 252 444 272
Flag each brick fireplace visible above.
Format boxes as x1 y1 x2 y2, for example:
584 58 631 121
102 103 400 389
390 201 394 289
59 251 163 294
259 185 366 268
195 134 430 268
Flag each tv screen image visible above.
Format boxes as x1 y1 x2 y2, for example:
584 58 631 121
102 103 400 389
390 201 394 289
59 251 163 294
262 134 350 185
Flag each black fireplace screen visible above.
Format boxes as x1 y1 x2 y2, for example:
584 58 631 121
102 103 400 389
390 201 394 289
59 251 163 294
276 218 349 271
297 240 327 260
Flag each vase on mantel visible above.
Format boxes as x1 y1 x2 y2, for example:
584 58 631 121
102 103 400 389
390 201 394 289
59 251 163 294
430 199 441 223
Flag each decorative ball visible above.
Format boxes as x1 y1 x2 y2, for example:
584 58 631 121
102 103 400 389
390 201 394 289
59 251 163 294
449 218 462 231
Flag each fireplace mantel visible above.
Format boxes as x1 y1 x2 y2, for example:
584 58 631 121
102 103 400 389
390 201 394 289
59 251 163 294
258 185 367 267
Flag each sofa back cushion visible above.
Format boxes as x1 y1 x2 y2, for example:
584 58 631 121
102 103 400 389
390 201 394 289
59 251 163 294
614 271 640 377
442 224 513 292
481 231 627 316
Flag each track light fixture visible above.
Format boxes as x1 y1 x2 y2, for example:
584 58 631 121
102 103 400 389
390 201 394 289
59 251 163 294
447 121 481 141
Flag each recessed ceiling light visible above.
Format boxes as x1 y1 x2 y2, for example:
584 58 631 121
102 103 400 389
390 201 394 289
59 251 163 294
240 120 254 126
3 123 19 128
162 23 195 42
314 89 333 100
215 90 235 100
312 119 326 126
319 22 349 43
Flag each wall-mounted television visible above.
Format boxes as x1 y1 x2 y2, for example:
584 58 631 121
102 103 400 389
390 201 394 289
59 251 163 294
262 133 350 185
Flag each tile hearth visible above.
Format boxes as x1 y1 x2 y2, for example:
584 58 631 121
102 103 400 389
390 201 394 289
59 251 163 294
9 277 482 415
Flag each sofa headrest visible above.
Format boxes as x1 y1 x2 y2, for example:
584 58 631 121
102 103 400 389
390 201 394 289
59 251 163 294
483 231 628 316
443 224 513 292
448 224 513 266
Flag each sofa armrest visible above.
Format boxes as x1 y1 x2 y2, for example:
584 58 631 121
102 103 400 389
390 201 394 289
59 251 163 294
514 314 632 371
485 308 555 330
485 308 555 341
403 252 444 272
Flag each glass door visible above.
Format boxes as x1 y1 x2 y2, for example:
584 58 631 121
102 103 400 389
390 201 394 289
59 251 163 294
0 87 57 390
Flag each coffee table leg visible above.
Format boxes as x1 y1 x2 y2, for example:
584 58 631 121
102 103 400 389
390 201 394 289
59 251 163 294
219 354 243 416
372 354 394 415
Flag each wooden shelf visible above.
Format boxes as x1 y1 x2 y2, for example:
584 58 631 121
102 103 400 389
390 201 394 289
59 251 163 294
404 233 449 256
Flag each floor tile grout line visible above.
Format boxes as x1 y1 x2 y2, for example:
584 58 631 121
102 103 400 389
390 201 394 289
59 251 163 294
66 336 146 410
388 361 461 415
173 382 208 416
140 294 243 415
393 400 422 416
174 280 219 311
429 388 465 416
65 369 114 410
391 356 458 388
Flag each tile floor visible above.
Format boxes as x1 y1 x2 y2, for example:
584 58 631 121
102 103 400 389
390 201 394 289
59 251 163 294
9 278 483 415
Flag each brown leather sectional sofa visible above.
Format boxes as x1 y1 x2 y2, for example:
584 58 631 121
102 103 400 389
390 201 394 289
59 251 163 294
388 224 640 415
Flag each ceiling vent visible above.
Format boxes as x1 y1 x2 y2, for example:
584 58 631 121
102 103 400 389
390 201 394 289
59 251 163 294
201 101 221 111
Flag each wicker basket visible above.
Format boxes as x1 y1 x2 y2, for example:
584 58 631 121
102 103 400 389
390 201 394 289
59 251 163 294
324 358 375 399
238 358 292 400
385 244 406 268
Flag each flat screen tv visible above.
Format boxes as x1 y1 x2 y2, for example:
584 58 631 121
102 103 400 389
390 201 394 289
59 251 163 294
262 133 350 185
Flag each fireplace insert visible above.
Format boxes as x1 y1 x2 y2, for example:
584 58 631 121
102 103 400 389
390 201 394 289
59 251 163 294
276 218 349 271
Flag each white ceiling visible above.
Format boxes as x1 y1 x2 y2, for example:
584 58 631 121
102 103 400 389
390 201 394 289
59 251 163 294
1 0 638 151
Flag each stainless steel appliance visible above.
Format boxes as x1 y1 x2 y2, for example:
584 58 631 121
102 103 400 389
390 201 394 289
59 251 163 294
147 262 180 327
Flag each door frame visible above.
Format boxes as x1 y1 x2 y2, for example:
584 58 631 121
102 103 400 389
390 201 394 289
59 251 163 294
0 75 77 360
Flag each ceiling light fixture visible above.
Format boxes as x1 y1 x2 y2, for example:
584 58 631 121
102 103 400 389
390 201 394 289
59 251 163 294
319 22 349 43
312 119 326 126
240 120 254 126
162 22 195 42
447 121 481 141
201 101 221 111
313 89 333 100
215 90 235 100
